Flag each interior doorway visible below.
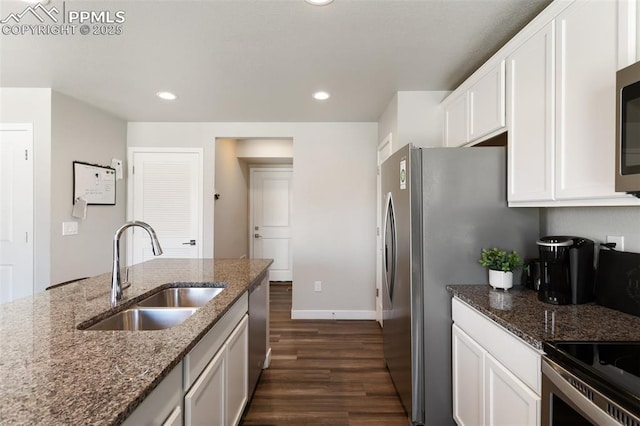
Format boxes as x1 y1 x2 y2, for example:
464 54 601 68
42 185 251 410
213 138 293 280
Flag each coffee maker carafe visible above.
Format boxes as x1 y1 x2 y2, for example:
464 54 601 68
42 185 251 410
537 236 595 305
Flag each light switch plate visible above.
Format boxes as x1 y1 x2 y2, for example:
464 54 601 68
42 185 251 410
62 221 78 236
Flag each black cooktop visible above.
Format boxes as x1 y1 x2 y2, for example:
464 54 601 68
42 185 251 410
544 341 640 417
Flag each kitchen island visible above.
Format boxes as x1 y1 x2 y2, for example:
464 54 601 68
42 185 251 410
448 284 640 350
0 258 271 425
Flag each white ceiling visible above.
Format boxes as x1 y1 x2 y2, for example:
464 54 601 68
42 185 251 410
0 0 551 122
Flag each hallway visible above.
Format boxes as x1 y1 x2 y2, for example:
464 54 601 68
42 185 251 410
241 283 408 425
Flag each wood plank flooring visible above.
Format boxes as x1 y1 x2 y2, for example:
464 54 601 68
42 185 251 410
241 283 409 426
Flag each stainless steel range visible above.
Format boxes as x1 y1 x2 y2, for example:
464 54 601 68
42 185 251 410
542 341 640 425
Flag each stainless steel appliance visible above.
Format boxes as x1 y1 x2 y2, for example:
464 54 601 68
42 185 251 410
381 144 539 425
248 277 268 397
615 60 640 197
542 342 640 425
537 236 595 305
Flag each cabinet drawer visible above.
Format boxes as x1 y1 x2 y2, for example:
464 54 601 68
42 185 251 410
184 293 248 390
452 298 541 394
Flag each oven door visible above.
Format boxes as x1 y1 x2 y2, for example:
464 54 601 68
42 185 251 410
542 358 638 426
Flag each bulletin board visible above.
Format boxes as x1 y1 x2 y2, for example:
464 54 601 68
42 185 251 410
73 161 116 205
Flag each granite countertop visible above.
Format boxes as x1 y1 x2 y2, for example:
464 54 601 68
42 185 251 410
0 258 272 426
447 284 640 351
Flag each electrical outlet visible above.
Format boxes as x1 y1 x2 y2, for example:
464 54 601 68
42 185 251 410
62 221 78 236
314 281 322 292
607 235 625 251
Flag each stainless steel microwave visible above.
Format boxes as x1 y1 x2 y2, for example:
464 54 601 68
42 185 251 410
616 61 640 197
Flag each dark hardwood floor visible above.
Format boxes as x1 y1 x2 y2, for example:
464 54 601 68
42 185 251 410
241 283 409 426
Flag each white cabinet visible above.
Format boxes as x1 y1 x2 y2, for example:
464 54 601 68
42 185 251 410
485 354 539 426
226 315 249 426
443 62 506 147
183 294 249 426
507 22 555 203
452 298 541 426
470 61 506 141
452 325 484 426
123 364 183 426
185 348 226 426
508 0 639 206
444 92 469 147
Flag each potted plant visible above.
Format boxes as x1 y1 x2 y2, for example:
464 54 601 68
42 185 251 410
479 247 523 290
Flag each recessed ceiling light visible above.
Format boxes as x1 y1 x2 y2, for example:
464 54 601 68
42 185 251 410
156 91 177 101
305 0 334 5
313 91 330 101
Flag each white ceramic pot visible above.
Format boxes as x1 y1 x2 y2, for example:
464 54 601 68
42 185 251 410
489 269 513 290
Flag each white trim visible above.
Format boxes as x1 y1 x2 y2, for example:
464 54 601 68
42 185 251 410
291 310 377 320
248 165 293 260
375 133 392 326
126 147 204 265
263 347 272 369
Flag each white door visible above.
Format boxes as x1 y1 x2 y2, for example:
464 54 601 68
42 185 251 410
0 124 33 303
128 149 203 265
250 168 292 281
376 134 392 325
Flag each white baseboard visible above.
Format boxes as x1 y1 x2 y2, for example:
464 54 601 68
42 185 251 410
290 310 376 320
263 347 271 369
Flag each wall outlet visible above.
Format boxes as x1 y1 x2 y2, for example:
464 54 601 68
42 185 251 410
62 221 78 236
607 235 625 251
314 281 322 292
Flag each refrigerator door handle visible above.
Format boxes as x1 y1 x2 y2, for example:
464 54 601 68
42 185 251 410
383 193 397 305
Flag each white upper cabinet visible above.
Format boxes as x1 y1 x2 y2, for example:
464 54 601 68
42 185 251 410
554 0 618 200
470 61 506 141
444 91 469 147
507 22 556 203
444 0 640 206
443 62 506 147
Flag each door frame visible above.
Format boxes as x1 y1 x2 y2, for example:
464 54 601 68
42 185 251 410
126 147 204 265
376 133 393 325
0 123 34 300
248 166 293 261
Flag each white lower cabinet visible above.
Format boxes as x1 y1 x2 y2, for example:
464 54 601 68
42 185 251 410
452 298 541 426
184 308 249 426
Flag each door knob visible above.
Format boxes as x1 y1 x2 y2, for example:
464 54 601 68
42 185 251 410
182 239 196 246
254 234 262 239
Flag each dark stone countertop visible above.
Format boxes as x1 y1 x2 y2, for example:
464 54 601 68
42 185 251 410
0 258 272 426
447 284 640 351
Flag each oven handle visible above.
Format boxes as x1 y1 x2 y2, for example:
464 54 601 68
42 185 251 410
542 359 622 426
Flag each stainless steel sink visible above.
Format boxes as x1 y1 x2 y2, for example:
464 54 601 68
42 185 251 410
84 307 198 331
137 287 225 308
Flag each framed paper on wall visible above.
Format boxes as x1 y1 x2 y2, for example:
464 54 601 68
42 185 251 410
73 161 116 205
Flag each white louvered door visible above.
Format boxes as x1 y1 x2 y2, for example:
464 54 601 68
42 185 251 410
129 149 202 265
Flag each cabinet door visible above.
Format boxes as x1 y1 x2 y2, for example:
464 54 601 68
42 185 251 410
226 315 249 426
162 407 182 426
485 354 540 426
554 0 619 200
184 349 226 426
452 325 485 426
470 61 506 141
507 22 555 203
444 92 469 147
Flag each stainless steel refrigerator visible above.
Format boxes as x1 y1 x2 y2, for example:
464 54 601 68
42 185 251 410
381 144 539 425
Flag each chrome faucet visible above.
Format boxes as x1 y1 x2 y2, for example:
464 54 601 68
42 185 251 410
111 221 163 305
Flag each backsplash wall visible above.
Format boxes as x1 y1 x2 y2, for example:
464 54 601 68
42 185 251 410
541 206 640 252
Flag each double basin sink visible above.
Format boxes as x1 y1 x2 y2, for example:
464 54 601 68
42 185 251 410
80 285 226 331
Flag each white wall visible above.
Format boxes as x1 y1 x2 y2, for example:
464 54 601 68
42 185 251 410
50 92 127 284
128 122 378 317
214 139 250 258
0 88 52 292
236 138 293 159
542 206 640 253
377 91 451 152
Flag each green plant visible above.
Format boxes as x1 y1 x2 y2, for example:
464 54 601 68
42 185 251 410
479 248 523 272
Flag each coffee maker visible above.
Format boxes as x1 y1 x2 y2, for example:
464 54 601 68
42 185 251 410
536 236 595 305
